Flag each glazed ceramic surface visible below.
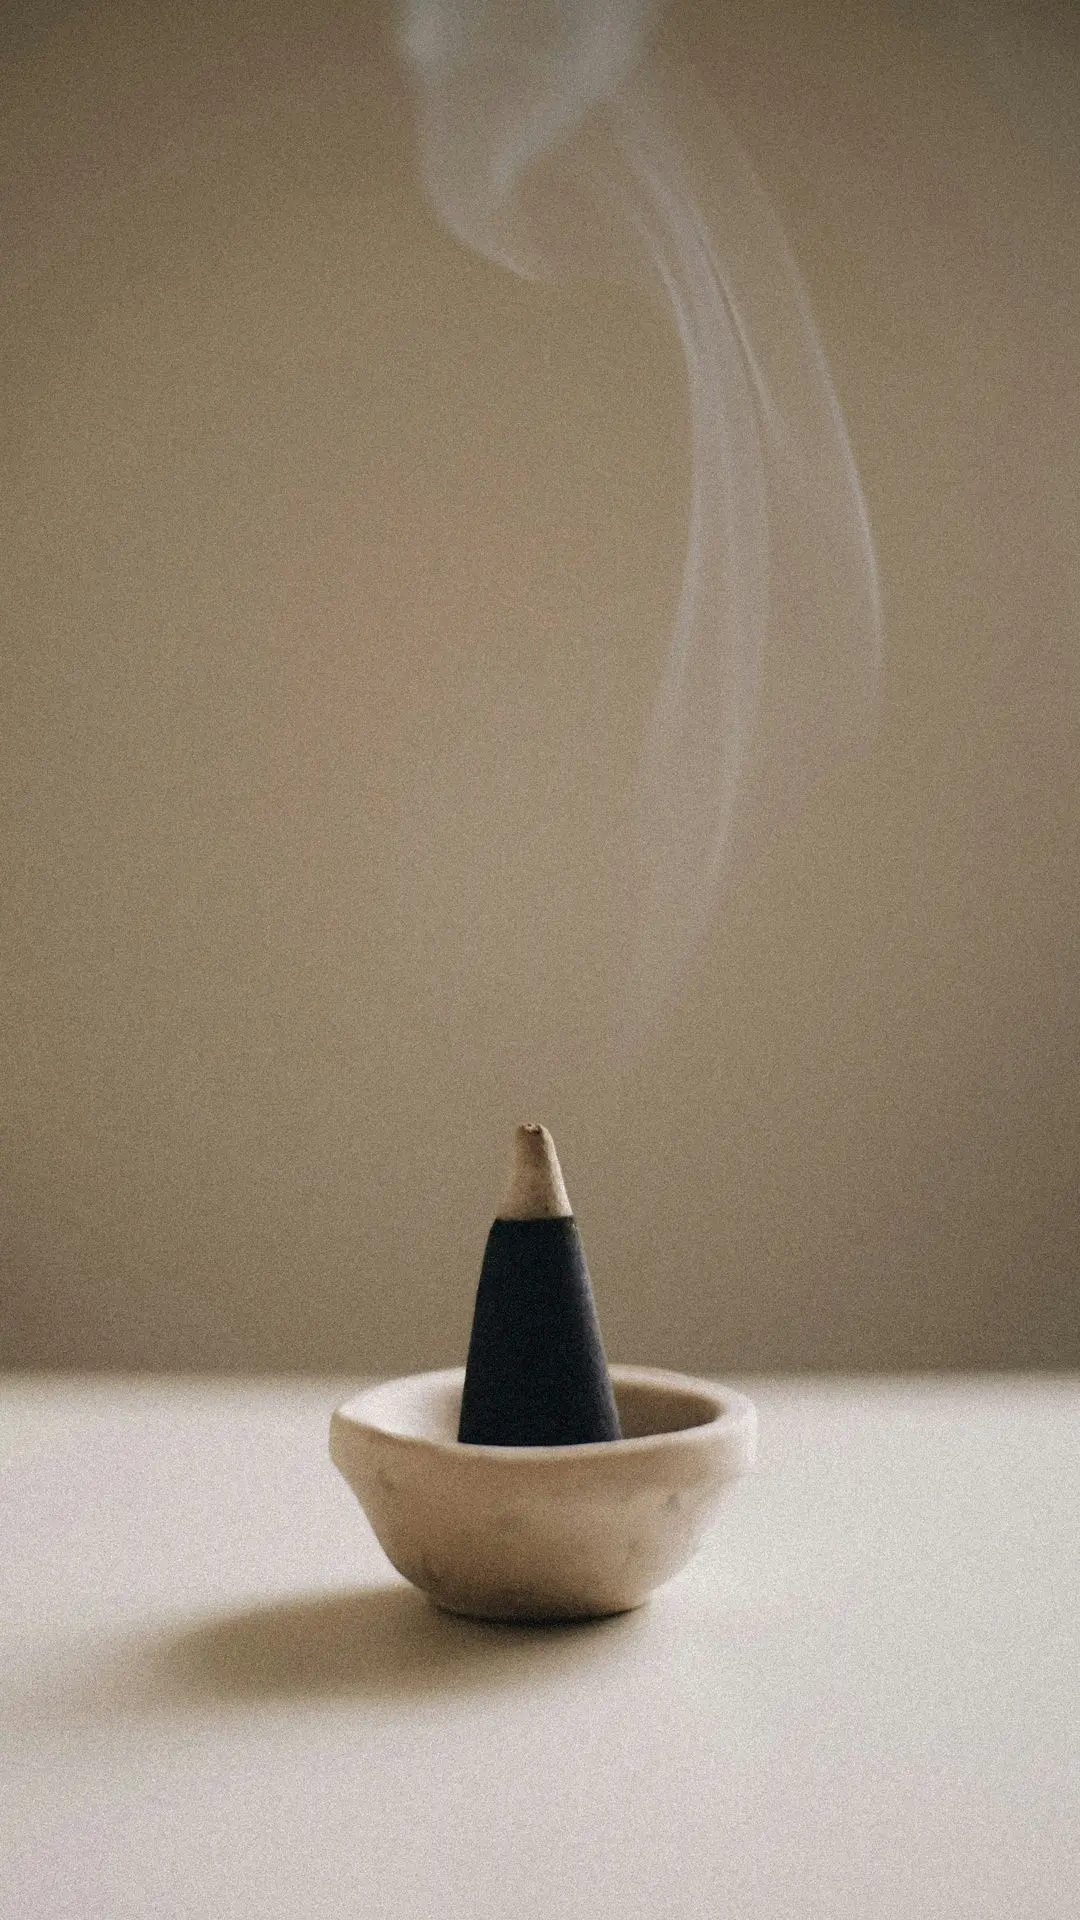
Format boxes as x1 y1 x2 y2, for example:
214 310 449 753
330 1365 757 1621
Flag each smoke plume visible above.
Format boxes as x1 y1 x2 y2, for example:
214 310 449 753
398 1 882 1039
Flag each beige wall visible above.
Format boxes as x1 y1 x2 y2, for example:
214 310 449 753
3 0 1078 1373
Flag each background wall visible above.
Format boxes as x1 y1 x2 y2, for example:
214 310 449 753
3 0 1078 1374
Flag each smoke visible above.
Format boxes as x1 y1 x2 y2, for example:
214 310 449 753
397 1 883 1041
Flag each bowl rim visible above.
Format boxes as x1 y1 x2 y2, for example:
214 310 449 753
332 1363 757 1465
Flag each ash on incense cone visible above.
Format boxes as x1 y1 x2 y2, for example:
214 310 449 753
457 1124 622 1447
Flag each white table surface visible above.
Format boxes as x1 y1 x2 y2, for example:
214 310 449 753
2 1374 1078 1920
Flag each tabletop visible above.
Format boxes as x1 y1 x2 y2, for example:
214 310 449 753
2 1374 1078 1919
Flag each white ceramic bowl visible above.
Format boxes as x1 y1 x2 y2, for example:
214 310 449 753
330 1365 757 1622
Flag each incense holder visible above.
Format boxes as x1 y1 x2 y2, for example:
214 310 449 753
330 1365 756 1622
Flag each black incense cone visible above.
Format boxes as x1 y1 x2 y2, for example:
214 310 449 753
458 1124 622 1447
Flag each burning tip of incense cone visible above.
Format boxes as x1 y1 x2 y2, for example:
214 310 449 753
498 1123 572 1220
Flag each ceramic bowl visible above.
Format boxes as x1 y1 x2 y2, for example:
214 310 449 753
330 1365 757 1622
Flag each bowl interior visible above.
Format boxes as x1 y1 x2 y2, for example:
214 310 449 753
349 1367 724 1447
614 1378 719 1439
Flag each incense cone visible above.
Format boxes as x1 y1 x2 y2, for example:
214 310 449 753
457 1125 622 1447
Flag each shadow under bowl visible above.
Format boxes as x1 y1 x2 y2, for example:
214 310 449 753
330 1365 757 1622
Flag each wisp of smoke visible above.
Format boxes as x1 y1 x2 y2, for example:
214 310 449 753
397 0 883 1044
